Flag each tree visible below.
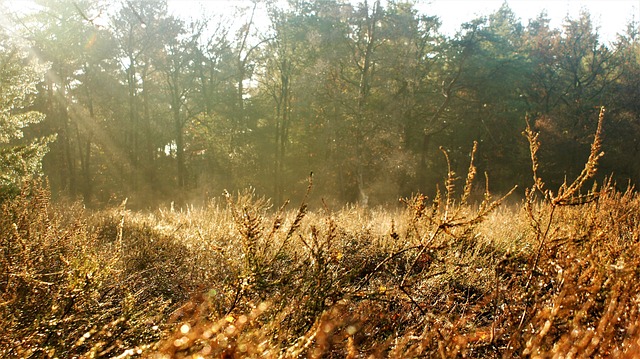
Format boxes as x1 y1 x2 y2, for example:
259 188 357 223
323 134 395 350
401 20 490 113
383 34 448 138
184 14 237 195
525 11 620 185
0 34 53 199
346 0 383 204
158 16 203 189
3 0 637 206
16 0 121 204
261 0 319 204
257 0 353 203
375 1 442 196
602 20 640 187
110 0 172 194
450 5 531 189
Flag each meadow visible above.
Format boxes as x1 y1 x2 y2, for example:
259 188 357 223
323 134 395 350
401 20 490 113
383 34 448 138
2 108 640 358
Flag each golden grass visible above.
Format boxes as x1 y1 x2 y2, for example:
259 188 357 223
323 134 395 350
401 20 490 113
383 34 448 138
2 109 640 358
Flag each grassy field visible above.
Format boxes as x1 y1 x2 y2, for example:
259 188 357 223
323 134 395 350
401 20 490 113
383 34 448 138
3 109 640 358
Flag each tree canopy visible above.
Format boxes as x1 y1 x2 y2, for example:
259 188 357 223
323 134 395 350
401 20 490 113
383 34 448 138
2 0 639 207
0 27 52 200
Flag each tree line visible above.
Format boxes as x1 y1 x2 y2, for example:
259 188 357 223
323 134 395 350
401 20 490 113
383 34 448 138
2 0 639 208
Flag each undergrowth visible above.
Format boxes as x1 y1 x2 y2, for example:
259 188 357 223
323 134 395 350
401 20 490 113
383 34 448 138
2 107 640 358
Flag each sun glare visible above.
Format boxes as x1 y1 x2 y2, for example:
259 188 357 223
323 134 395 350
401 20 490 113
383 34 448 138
3 0 39 16
4 0 637 43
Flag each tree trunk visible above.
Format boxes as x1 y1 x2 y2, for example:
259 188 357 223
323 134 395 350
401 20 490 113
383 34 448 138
354 0 380 205
174 103 186 189
126 59 139 191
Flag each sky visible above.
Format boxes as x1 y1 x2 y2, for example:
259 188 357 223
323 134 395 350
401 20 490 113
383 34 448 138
3 0 638 44
167 0 640 44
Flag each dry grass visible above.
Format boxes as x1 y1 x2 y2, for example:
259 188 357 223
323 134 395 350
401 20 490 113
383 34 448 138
2 109 640 358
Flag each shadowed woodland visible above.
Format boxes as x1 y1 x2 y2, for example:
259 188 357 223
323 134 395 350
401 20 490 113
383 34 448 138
2 0 640 207
2 0 640 358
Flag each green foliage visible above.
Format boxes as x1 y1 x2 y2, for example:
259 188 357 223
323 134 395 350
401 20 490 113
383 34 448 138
2 0 640 205
0 35 53 200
